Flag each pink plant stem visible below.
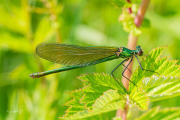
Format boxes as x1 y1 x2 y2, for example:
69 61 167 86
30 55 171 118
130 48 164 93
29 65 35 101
134 0 151 27
117 0 151 119
122 35 137 90
116 35 137 120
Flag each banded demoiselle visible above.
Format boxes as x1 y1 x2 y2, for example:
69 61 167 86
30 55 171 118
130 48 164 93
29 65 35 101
30 42 155 92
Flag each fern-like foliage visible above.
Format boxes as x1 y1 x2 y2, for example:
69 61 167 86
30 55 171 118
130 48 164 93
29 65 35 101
60 47 180 119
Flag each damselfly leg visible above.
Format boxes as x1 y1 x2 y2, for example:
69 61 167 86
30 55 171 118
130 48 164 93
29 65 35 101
134 55 159 75
111 59 128 93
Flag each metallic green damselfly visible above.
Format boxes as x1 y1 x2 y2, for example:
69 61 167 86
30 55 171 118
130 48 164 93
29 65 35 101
30 43 155 92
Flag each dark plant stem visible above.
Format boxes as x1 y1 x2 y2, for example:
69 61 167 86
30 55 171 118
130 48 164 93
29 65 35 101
117 0 151 119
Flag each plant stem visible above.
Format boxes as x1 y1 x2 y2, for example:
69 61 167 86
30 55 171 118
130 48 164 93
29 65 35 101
116 34 137 120
117 0 151 119
122 34 137 90
134 0 151 27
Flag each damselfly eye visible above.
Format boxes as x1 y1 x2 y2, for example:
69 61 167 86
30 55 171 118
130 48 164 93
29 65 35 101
138 50 143 56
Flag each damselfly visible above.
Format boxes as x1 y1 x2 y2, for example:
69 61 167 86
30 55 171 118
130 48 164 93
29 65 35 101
30 43 156 92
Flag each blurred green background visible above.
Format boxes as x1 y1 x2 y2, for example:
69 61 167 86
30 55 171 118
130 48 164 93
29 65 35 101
0 0 180 119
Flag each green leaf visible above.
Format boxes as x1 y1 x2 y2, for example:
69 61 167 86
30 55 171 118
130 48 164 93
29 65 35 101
147 80 180 101
64 90 85 117
136 107 180 120
130 47 180 105
61 73 127 119
79 73 127 93
129 89 150 110
92 90 124 110
62 90 125 119
129 47 166 92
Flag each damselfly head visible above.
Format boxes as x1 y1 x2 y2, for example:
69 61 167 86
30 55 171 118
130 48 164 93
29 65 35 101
136 45 143 56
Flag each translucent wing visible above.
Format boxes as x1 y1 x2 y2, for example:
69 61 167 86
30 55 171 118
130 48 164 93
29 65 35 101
36 43 119 66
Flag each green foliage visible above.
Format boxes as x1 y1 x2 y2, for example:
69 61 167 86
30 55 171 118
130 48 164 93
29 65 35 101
61 47 180 119
136 107 180 120
61 74 126 119
1 0 180 120
130 47 180 102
